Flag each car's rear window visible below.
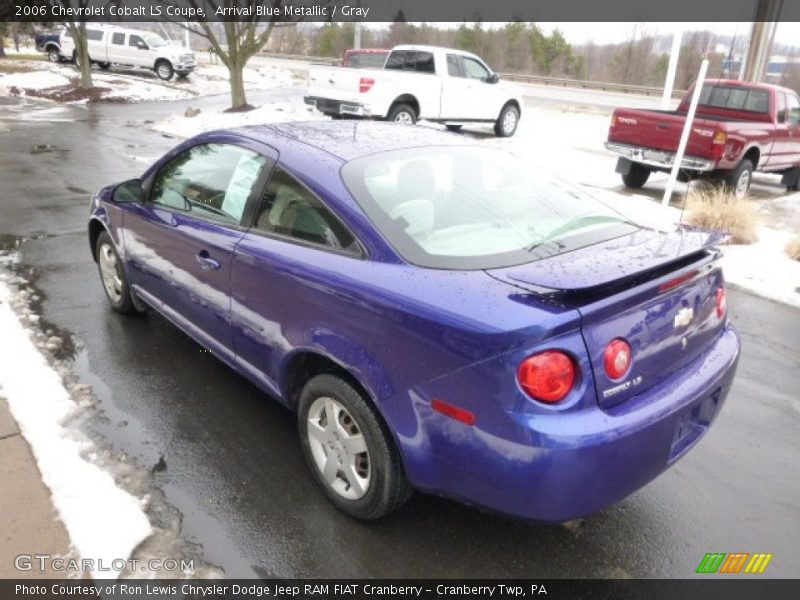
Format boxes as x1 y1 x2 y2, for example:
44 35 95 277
697 85 770 113
341 146 638 270
347 53 388 68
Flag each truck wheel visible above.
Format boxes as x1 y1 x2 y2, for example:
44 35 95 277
98 62 111 70
155 60 174 81
494 103 519 137
621 163 651 188
387 103 417 125
47 47 61 63
446 124 463 132
723 159 753 197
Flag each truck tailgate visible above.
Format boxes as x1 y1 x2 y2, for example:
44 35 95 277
609 109 719 158
307 65 367 104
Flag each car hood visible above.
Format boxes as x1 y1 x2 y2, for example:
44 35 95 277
486 226 727 294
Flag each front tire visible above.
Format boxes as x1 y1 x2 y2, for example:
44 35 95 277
723 159 753 197
155 60 174 81
621 163 651 188
494 103 519 137
446 124 463 133
387 103 417 125
95 231 135 314
298 374 411 520
98 62 111 70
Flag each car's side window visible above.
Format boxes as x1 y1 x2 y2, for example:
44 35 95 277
778 92 787 123
149 144 268 226
86 29 103 42
112 32 125 46
463 57 490 81
788 94 800 125
253 167 358 253
446 54 465 77
129 35 145 48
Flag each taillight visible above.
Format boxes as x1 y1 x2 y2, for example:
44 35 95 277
359 77 374 93
518 351 576 403
716 286 727 319
711 130 728 160
603 338 632 380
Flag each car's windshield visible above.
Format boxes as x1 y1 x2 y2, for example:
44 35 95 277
142 33 167 48
341 146 639 270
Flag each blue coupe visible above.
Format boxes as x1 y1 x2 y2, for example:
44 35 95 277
89 122 740 521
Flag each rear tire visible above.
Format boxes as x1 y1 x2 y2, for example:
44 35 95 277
621 163 651 188
723 159 753 197
95 231 135 314
298 374 411 520
155 60 174 81
494 103 519 137
387 103 417 125
47 47 61 63
98 62 111 70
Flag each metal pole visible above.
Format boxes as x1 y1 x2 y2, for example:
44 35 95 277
354 22 362 50
662 59 709 207
661 29 683 110
184 23 190 49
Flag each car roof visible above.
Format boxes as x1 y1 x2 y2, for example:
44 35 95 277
392 44 476 58
231 121 476 162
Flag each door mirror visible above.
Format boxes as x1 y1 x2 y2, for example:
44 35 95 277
486 73 500 84
112 179 144 203
137 41 148 50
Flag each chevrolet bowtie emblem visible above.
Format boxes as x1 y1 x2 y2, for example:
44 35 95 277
674 306 694 328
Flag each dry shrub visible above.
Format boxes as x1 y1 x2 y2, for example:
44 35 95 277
786 236 800 261
684 187 759 245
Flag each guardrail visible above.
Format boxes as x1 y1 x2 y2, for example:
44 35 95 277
260 52 687 98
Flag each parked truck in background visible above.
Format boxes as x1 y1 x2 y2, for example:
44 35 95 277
606 79 800 196
34 29 73 63
305 45 524 137
84 25 195 80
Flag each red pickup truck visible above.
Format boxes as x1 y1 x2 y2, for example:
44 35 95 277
605 79 800 196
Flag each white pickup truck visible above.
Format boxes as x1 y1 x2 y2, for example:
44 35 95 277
305 45 524 137
84 26 195 80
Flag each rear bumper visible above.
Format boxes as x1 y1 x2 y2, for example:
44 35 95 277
606 141 716 172
304 96 372 117
405 324 740 522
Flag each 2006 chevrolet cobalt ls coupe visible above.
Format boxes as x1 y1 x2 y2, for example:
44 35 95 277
89 122 740 521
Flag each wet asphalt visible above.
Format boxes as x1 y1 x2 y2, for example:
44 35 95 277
0 91 799 579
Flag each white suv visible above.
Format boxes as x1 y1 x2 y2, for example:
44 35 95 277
84 26 195 80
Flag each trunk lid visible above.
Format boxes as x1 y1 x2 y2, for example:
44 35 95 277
609 108 719 158
488 227 728 408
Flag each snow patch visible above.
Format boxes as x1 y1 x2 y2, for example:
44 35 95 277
720 226 800 308
0 280 151 578
151 100 325 138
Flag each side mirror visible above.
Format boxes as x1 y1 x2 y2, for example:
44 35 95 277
112 179 144 203
487 73 500 84
137 42 148 50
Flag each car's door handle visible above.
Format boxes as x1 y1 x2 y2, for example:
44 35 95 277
195 251 220 271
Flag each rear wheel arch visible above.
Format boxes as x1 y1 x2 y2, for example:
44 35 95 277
388 94 420 118
282 351 378 413
742 146 760 169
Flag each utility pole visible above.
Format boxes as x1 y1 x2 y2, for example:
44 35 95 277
661 29 683 110
743 0 783 82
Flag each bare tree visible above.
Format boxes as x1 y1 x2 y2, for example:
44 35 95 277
179 0 329 110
